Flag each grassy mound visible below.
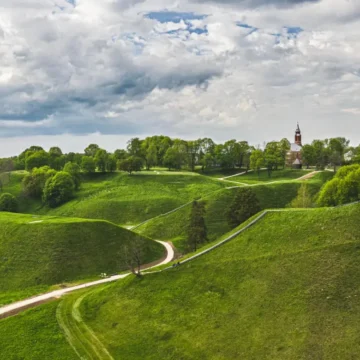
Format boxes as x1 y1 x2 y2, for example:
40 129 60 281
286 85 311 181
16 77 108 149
136 174 330 252
2 171 226 225
80 203 360 360
0 212 164 305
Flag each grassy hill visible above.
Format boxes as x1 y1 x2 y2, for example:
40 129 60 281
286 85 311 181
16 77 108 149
0 302 76 360
1 171 227 226
0 212 164 305
78 203 360 360
136 173 333 252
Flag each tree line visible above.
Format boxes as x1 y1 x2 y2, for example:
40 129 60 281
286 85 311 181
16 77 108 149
1 135 358 177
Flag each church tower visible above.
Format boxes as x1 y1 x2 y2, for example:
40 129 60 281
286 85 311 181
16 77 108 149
295 123 302 146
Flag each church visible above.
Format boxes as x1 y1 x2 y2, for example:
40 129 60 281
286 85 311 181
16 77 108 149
287 123 303 169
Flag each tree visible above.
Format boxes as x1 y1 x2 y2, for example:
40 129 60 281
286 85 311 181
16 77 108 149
163 146 184 170
94 149 108 172
250 150 264 176
0 193 18 212
127 138 144 158
226 188 261 228
22 166 56 198
118 156 143 174
145 143 158 170
106 155 117 172
63 162 81 190
289 183 313 208
84 144 100 157
114 149 128 161
187 200 207 252
25 151 50 171
301 144 316 168
43 171 75 208
186 140 202 172
119 237 144 276
49 147 64 170
81 156 96 173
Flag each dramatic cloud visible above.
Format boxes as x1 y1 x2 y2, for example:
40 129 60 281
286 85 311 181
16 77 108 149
0 0 360 155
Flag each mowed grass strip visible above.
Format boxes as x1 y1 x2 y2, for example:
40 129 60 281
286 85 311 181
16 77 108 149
80 204 360 360
0 212 164 305
136 175 330 252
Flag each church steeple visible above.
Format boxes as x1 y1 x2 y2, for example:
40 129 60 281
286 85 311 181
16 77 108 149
295 122 302 146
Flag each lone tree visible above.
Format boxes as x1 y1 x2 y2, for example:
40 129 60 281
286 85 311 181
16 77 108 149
0 193 18 213
187 200 207 252
226 188 261 228
119 237 144 277
289 183 313 208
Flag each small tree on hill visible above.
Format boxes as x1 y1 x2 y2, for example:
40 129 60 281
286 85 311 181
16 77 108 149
43 171 75 208
119 237 144 277
187 200 207 252
226 188 261 228
0 193 18 212
289 183 313 208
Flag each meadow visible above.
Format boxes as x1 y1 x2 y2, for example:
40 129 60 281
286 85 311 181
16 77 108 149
136 172 333 252
2 171 227 226
78 203 360 360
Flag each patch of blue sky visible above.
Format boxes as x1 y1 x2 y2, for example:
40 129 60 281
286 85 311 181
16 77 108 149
146 11 207 24
285 26 304 34
66 0 75 5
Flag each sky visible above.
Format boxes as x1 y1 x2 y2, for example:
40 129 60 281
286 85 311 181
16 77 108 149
0 0 360 156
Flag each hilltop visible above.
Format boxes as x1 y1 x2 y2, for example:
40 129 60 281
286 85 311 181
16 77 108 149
75 203 360 359
0 212 164 305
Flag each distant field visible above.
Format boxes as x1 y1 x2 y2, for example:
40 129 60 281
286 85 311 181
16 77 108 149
0 212 164 305
80 203 360 360
224 168 313 184
136 172 333 252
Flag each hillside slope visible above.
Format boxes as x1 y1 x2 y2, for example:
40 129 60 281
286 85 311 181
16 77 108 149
81 204 360 360
136 174 331 252
2 171 227 225
0 212 164 305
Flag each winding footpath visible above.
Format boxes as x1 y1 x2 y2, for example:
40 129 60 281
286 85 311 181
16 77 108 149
0 240 174 319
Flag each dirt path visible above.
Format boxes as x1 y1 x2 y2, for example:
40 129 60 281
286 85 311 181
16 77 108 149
0 240 174 319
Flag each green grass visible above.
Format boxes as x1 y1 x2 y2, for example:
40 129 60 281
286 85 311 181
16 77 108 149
225 169 312 184
0 171 41 213
0 301 77 360
4 171 226 225
136 174 330 252
0 212 164 305
79 203 360 360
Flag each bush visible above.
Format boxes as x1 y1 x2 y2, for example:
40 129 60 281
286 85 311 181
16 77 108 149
317 165 360 206
0 193 18 212
226 188 261 228
43 171 75 208
22 166 56 198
